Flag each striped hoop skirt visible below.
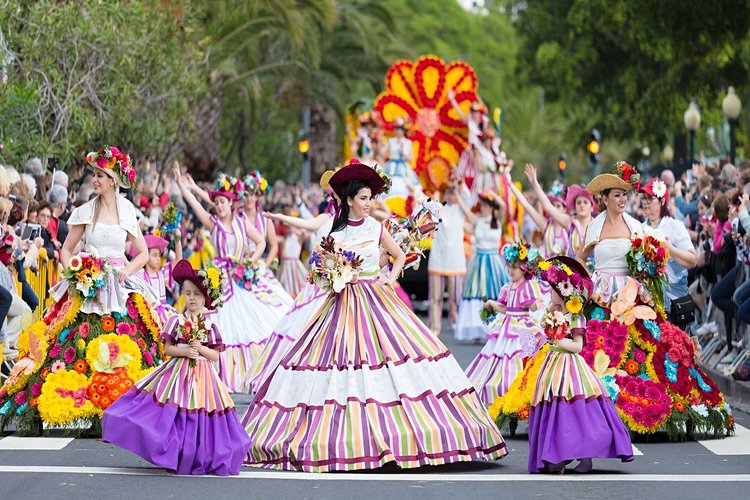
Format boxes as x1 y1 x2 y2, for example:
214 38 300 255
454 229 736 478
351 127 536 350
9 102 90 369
244 282 329 395
277 258 308 298
527 347 633 473
465 310 544 406
103 356 251 476
455 251 509 342
241 280 507 472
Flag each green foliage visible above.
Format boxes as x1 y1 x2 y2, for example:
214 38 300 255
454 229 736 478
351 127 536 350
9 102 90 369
0 0 206 169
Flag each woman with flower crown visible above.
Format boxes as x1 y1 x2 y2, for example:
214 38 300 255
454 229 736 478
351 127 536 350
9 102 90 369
173 163 289 393
578 163 732 439
465 241 545 406
0 147 164 433
527 256 633 474
242 160 507 472
455 188 510 342
382 118 422 198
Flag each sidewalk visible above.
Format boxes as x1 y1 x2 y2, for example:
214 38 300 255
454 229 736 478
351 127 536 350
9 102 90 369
705 366 750 413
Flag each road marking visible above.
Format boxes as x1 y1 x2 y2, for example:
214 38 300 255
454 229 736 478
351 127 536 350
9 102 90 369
698 424 750 455
631 444 643 456
0 466 749 482
0 437 74 451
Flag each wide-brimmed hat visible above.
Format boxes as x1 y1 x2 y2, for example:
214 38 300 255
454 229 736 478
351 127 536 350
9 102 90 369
85 146 136 189
586 174 631 195
208 173 245 202
565 184 596 213
640 178 669 203
172 259 225 310
328 158 387 200
319 170 335 190
538 255 593 307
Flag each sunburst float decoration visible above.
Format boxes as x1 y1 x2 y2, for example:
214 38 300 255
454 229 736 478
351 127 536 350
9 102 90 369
373 55 480 191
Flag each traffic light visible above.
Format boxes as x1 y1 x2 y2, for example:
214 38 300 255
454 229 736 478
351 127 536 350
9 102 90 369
298 138 310 157
558 153 567 179
587 128 601 177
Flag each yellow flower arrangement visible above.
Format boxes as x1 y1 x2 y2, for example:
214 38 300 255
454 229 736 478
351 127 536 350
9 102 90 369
133 294 161 342
49 293 82 339
85 334 142 380
206 267 220 289
17 321 48 360
37 369 101 425
565 296 583 315
494 344 550 418
538 261 551 271
518 245 527 260
561 264 573 276
76 338 86 352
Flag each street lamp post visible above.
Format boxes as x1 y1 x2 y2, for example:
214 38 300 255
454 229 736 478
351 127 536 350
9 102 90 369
683 101 701 164
722 86 742 165
662 145 674 168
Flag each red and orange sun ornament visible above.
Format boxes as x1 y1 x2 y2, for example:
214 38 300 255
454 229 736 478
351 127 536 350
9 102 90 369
373 55 481 191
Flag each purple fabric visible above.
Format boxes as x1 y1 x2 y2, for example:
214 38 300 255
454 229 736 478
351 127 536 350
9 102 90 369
527 395 634 473
102 390 251 476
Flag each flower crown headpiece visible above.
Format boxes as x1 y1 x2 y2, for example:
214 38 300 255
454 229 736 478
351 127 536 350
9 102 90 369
86 146 137 186
213 173 246 200
614 161 641 191
549 180 567 198
372 163 392 195
244 170 270 195
503 241 541 275
538 258 591 316
197 262 226 309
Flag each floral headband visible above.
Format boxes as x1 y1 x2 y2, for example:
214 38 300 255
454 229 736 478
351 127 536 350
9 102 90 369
549 180 566 198
198 262 226 309
614 161 641 191
244 170 269 196
538 258 592 316
502 241 540 273
86 146 136 187
213 173 246 200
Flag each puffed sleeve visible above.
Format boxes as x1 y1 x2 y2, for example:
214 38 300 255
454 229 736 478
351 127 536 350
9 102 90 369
569 313 587 336
160 314 180 344
496 283 510 305
117 195 140 237
204 313 225 352
517 279 542 308
66 201 94 227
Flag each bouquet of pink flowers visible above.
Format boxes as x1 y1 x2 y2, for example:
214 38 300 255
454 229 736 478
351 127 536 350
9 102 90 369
177 315 208 367
231 259 260 291
308 236 363 293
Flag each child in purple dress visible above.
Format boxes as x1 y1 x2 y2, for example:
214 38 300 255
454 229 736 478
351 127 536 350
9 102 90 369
102 259 250 475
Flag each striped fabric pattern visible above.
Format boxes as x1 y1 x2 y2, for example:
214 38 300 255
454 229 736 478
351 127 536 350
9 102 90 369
218 344 267 394
276 258 308 298
461 251 508 300
242 281 507 472
428 273 464 334
135 356 236 413
531 348 607 406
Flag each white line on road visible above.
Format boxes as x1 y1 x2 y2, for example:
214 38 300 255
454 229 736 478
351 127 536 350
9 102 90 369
631 444 643 456
0 466 749 482
698 424 750 455
0 437 74 451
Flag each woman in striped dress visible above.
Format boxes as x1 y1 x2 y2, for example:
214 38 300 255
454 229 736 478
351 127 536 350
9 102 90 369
103 259 250 475
173 164 288 393
528 256 633 474
276 224 308 298
135 232 181 324
455 191 509 342
242 161 507 472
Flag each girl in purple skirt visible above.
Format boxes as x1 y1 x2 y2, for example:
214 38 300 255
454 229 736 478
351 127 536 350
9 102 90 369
103 259 251 475
528 256 633 474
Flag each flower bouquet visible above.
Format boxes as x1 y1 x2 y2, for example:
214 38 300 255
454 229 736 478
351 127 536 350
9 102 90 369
231 258 260 291
308 236 363 293
626 228 669 308
541 310 568 342
63 252 114 301
479 295 497 325
177 315 208 367
614 160 641 190
159 202 183 239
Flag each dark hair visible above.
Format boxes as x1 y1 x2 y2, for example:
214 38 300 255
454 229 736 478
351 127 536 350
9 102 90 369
713 194 730 222
479 196 500 229
329 180 371 234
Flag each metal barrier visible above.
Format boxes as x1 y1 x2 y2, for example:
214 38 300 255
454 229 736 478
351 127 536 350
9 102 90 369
12 257 60 322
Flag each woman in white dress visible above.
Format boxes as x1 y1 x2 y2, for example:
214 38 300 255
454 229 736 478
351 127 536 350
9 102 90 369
383 118 421 198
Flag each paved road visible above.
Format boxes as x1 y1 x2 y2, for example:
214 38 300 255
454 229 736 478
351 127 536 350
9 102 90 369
1 324 749 499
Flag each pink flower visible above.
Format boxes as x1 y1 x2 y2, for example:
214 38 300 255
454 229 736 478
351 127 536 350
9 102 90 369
127 305 138 318
51 360 65 373
667 348 681 363
633 348 646 363
569 274 581 286
127 169 136 182
14 391 28 406
110 146 121 156
96 157 108 168
31 381 43 397
116 322 131 336
244 281 252 289
143 351 154 367
64 347 76 364
79 322 90 338
49 343 62 358
108 343 120 363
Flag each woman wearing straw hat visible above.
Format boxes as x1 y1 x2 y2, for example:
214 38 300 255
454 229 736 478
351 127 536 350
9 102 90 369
242 159 507 472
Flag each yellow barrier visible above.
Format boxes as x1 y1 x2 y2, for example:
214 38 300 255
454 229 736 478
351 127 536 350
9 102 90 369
15 257 60 321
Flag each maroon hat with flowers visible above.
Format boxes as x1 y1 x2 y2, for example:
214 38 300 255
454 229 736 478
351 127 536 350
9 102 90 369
172 259 225 310
328 158 387 200
538 256 593 314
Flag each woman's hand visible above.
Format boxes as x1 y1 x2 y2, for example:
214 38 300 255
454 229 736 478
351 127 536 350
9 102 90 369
524 163 539 186
263 211 282 220
375 274 395 287
117 268 130 284
187 347 199 359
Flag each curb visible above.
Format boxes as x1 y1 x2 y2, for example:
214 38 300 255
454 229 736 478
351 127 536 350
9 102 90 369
704 366 750 413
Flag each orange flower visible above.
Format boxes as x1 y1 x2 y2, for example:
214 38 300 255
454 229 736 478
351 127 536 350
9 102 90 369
625 360 639 375
674 400 686 412
100 396 111 408
91 392 101 404
518 406 530 420
40 367 50 381
102 316 115 332
110 388 121 399
29 397 39 407
73 359 88 374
